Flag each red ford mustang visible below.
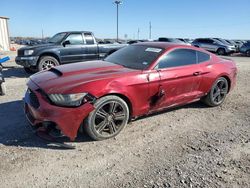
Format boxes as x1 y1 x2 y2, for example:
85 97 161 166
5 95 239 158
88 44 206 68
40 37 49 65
24 42 237 141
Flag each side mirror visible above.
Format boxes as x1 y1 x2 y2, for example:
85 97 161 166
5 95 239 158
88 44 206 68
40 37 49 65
62 40 70 47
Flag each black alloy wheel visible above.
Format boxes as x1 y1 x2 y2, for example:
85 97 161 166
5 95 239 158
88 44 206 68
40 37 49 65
84 95 129 140
203 77 229 107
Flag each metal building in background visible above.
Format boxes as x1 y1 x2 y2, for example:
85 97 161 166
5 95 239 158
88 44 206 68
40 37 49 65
0 16 10 51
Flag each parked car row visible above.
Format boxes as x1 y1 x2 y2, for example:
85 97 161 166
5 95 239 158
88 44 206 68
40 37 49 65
126 38 249 56
191 38 236 55
14 39 48 46
154 37 249 56
192 38 250 56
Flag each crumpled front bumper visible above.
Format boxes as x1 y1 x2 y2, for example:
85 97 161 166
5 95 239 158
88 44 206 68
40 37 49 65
24 80 95 141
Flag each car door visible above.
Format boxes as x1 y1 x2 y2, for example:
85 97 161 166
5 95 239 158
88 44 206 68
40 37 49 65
60 33 87 64
150 48 202 111
83 33 99 60
205 39 218 52
199 39 212 52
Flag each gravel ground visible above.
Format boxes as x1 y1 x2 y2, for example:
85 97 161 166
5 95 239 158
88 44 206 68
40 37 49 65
0 52 249 188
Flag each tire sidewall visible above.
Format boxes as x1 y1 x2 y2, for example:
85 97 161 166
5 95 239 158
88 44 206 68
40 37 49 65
208 77 228 106
38 56 59 71
85 96 129 141
246 50 250 57
217 48 226 55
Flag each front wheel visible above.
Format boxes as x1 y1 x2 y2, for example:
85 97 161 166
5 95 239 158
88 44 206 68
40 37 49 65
246 50 250 57
84 95 129 141
38 56 59 71
217 48 226 56
203 77 228 107
0 82 6 96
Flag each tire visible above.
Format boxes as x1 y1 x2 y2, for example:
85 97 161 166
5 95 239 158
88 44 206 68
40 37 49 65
38 56 59 71
246 50 250 57
84 95 129 141
217 48 226 56
203 77 228 107
24 67 37 74
0 82 6 96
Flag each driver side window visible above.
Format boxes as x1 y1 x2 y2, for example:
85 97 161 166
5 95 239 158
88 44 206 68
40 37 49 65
156 49 197 69
65 34 84 45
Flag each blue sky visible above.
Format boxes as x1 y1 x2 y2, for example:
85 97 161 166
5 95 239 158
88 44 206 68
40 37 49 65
1 0 250 39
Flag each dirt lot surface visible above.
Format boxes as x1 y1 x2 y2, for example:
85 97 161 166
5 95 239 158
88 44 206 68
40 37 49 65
0 51 249 188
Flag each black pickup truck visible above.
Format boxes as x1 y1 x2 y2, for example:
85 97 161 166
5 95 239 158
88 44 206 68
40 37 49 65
16 31 127 73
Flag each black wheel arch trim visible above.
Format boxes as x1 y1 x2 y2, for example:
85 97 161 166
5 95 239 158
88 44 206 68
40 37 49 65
37 52 61 66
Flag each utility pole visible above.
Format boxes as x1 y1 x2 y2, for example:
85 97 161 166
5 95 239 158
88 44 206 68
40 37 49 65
114 1 122 42
137 28 140 40
149 22 152 39
42 29 44 39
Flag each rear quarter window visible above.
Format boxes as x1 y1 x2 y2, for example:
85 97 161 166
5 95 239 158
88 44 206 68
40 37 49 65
197 51 210 63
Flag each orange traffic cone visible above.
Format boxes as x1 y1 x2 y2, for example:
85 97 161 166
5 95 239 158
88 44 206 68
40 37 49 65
10 47 16 51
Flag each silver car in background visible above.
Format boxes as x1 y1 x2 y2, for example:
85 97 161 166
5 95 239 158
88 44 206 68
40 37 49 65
192 38 236 55
157 38 191 45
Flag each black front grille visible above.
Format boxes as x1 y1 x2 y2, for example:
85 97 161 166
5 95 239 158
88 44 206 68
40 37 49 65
17 49 24 56
28 89 40 109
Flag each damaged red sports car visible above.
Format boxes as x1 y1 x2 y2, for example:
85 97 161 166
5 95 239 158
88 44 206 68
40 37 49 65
24 42 237 141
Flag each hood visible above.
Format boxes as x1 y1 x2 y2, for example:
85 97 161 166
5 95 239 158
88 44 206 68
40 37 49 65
19 43 60 51
30 60 138 93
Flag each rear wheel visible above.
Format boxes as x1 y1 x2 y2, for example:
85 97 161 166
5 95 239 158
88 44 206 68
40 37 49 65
217 48 226 56
246 50 250 57
84 95 129 141
0 82 6 96
203 77 228 107
38 56 59 71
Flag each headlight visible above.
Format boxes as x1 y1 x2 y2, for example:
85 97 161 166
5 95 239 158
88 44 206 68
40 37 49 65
48 93 94 107
227 46 234 50
24 50 34 56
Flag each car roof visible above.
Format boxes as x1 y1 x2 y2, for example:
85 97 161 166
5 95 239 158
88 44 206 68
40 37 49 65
132 42 193 50
57 31 92 34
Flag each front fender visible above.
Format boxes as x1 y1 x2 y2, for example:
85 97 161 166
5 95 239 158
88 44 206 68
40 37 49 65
91 80 148 117
37 49 61 63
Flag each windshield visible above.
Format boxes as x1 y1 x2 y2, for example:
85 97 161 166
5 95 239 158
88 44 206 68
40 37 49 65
48 32 67 43
105 45 164 70
219 39 231 45
213 39 225 45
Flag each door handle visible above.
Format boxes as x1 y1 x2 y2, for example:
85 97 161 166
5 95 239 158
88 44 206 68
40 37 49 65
193 71 201 76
